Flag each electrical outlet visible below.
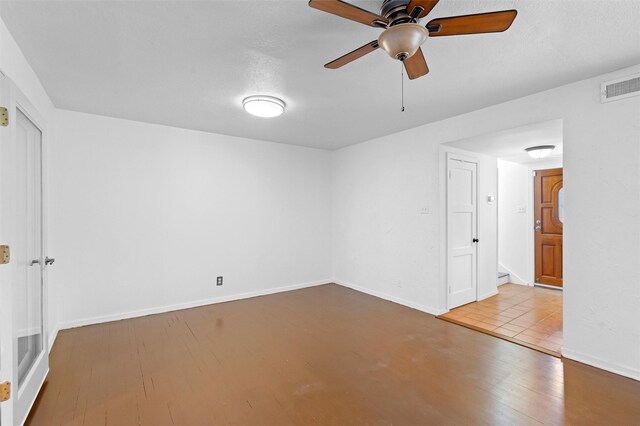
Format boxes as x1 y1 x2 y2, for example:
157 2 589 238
216 276 223 286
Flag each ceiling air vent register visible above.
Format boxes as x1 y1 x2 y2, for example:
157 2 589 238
601 74 640 103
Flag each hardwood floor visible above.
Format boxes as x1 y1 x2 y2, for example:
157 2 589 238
439 283 563 355
27 284 640 425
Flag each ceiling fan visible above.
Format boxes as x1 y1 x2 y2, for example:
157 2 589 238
308 0 517 80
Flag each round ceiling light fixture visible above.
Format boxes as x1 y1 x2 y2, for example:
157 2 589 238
525 145 555 159
242 95 286 118
378 23 429 61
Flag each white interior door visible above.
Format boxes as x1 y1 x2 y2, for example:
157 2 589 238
447 156 478 309
0 76 49 426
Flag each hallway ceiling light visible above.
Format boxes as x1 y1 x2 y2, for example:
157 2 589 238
525 145 555 159
242 95 286 118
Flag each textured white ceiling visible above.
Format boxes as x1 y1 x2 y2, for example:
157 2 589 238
445 119 563 164
1 0 639 150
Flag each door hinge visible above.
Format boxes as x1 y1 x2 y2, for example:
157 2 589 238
0 245 9 264
0 107 7 127
532 171 537 176
0 382 10 402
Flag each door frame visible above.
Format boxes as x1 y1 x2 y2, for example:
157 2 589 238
0 74 50 426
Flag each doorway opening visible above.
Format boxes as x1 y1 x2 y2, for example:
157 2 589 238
439 119 564 356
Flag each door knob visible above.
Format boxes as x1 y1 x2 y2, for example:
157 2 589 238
472 238 479 243
535 225 542 232
45 257 55 266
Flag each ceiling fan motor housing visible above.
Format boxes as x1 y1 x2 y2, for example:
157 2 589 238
381 0 413 25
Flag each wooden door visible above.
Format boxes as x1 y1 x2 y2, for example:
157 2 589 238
534 168 563 287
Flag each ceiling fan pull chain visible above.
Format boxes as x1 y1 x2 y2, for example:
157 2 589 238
401 62 405 112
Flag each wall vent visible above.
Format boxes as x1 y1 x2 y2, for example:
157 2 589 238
601 73 640 103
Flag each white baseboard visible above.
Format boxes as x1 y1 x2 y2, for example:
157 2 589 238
48 326 59 351
58 279 332 330
335 280 447 316
562 347 640 381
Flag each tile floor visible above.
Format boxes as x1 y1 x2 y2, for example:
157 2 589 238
439 283 563 355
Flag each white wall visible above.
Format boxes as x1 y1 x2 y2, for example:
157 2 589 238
0 15 58 347
475 154 498 300
497 160 531 284
52 110 332 328
333 64 640 380
332 134 444 313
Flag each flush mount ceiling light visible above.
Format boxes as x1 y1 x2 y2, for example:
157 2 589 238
378 23 428 61
525 145 555 159
242 96 286 118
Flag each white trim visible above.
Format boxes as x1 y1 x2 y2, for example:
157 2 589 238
533 282 563 291
48 326 59 351
58 279 332 330
562 348 640 381
15 364 48 426
335 280 447 316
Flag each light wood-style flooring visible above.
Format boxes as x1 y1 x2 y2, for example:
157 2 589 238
27 284 639 425
439 283 563 355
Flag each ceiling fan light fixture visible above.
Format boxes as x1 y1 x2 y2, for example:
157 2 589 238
525 145 555 159
378 23 428 61
242 95 286 118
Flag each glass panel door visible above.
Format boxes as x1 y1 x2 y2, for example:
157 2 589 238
0 73 49 426
15 108 44 389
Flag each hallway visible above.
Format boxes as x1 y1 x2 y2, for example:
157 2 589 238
439 284 563 355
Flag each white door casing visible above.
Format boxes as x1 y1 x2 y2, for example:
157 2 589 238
0 75 49 426
447 155 478 309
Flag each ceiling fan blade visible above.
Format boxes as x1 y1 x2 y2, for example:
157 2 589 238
309 0 388 27
406 0 439 19
427 10 517 36
325 41 379 69
404 47 429 80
